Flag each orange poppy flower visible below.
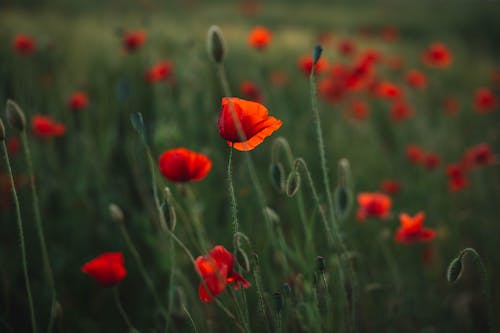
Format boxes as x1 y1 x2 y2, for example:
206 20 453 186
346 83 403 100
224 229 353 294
395 212 436 244
297 55 328 76
248 26 272 50
446 163 468 192
196 245 250 302
405 69 427 89
158 148 212 183
13 34 36 55
218 97 282 151
356 192 392 220
123 30 146 52
422 42 452 68
380 179 402 195
240 80 264 103
68 91 89 111
473 87 497 113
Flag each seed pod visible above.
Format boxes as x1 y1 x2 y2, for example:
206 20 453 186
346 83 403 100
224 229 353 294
0 118 5 141
5 99 26 132
236 247 251 272
446 257 462 283
207 25 226 64
286 170 301 197
108 203 124 224
269 162 285 193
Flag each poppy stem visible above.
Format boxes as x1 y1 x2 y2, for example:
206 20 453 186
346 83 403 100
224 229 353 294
20 131 58 333
112 287 134 330
1 140 37 333
227 145 240 238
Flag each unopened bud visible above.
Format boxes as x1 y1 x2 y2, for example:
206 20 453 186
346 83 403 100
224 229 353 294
446 257 462 283
6 100 26 132
109 203 124 223
313 44 323 65
286 170 301 197
269 162 285 193
236 248 250 272
207 25 226 64
0 118 5 141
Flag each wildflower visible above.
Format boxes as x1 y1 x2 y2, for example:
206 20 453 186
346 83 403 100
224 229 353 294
270 70 288 87
380 179 402 195
297 55 328 76
345 100 369 121
218 97 282 151
422 42 452 68
145 60 174 84
395 212 437 244
406 144 425 164
13 34 36 55
356 192 392 220
337 39 355 57
67 91 89 111
443 96 460 116
158 148 212 182
405 69 427 89
423 153 442 170
473 87 497 113
390 100 414 123
31 115 66 139
248 26 272 50
377 81 403 100
462 143 496 169
446 163 468 192
123 30 146 52
240 80 263 103
196 245 250 302
81 252 127 287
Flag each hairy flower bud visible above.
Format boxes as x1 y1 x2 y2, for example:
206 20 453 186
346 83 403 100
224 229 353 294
6 99 26 132
109 203 125 224
0 118 5 141
207 25 226 63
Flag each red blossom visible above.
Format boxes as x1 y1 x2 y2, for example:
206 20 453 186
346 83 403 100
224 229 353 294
423 153 442 170
406 144 425 164
13 34 36 55
473 87 497 113
462 143 496 169
405 69 427 89
240 80 264 103
248 26 272 50
158 148 212 183
390 100 414 123
395 212 437 244
81 252 127 287
31 115 66 139
422 42 452 68
123 30 146 52
380 179 402 195
68 91 89 111
337 39 356 57
446 163 468 192
356 192 392 221
377 81 403 100
297 55 328 76
344 100 370 121
145 60 174 84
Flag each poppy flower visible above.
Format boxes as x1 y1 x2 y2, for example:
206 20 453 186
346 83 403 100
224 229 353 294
473 87 497 113
248 26 272 50
406 144 425 164
423 153 441 170
270 70 288 87
380 26 399 42
394 212 437 244
31 115 66 139
356 192 392 220
7 137 20 155
81 252 127 287
422 42 452 68
345 100 369 121
462 143 496 169
337 39 355 57
240 80 263 103
196 245 250 302
158 148 212 183
123 30 146 52
218 97 282 151
377 81 403 100
297 55 328 76
380 179 401 195
443 96 460 116
13 34 36 55
390 100 414 123
405 69 427 89
446 163 468 192
67 91 89 111
145 60 174 84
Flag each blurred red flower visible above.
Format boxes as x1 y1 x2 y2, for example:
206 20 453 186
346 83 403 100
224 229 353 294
380 179 402 195
395 212 436 244
158 148 212 183
423 153 442 170
7 137 20 155
270 70 288 87
218 97 282 151
345 100 370 121
240 80 264 103
406 144 425 164
81 252 127 287
337 38 356 57
31 115 66 139
443 96 460 116
145 60 174 84
405 69 427 89
462 143 496 169
68 91 89 111
380 26 399 42
390 100 414 123
422 42 452 68
123 30 146 52
446 163 468 191
377 81 403 100
297 55 328 76
196 245 250 302
356 192 392 220
248 26 272 50
473 87 497 113
13 34 36 55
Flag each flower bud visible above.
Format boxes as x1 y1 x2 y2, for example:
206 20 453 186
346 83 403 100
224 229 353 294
236 247 251 272
6 99 26 132
0 118 5 141
109 203 124 224
286 170 301 197
207 25 226 64
446 257 462 283
313 44 323 65
269 162 285 194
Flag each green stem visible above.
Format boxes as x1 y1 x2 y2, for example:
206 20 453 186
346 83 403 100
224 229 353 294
227 145 240 237
2 141 37 333
113 287 134 330
182 305 199 333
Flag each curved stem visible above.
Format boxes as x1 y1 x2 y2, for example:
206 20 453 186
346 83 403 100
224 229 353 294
113 287 134 330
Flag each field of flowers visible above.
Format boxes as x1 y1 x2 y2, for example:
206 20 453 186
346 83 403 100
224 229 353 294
1 1 499 332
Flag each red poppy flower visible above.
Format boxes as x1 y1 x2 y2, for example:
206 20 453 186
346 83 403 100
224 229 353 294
270 70 288 87
380 179 402 195
380 26 399 42
145 60 174 84
462 143 496 169
123 30 146 52
473 87 497 113
13 34 36 55
218 97 282 151
405 69 427 89
390 100 414 123
345 100 369 121
443 96 460 116
406 144 425 164
423 153 441 170
337 39 355 57
81 252 127 287
356 192 392 220
248 26 272 50
377 81 403 100
68 91 89 111
297 55 328 76
446 163 468 192
158 148 212 183
196 245 250 302
240 80 264 103
7 137 20 155
395 212 436 244
31 115 66 139
318 76 346 104
422 42 452 68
